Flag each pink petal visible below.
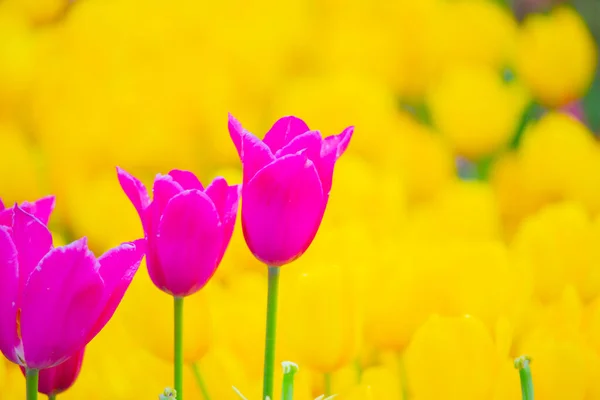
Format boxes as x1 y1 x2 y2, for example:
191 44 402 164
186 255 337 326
155 190 223 296
147 174 183 236
87 239 145 341
318 126 354 196
0 208 11 227
204 177 229 220
20 196 56 225
116 167 151 226
263 116 311 153
228 114 274 184
168 170 204 191
275 130 322 163
0 226 19 365
37 347 85 396
13 206 53 296
205 178 240 264
228 113 245 158
20 238 104 369
321 126 354 160
242 153 325 266
0 196 56 227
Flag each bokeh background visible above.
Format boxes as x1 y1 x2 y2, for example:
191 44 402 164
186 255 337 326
1 0 600 399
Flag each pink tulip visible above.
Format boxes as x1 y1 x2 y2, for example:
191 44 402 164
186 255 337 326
0 196 55 227
228 114 353 266
0 205 145 370
20 348 85 396
117 168 240 297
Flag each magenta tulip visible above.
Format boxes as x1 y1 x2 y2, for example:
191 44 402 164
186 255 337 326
117 168 240 297
0 205 145 370
20 348 85 396
228 114 353 266
0 196 55 227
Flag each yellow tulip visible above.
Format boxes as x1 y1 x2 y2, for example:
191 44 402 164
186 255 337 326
365 238 526 352
512 202 600 303
389 0 447 100
519 112 598 210
427 64 529 159
279 259 361 373
518 329 588 400
212 271 268 381
490 152 542 239
395 114 455 204
117 265 213 364
345 365 403 400
0 122 44 204
517 6 597 108
62 172 145 251
0 9 35 118
440 0 518 70
403 180 501 241
324 154 407 237
405 315 499 400
266 72 404 169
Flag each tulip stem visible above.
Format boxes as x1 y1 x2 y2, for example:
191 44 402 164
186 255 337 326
515 355 534 400
263 266 281 400
48 396 56 400
324 373 332 397
398 354 409 400
281 362 299 400
192 363 211 400
25 368 39 400
174 296 184 400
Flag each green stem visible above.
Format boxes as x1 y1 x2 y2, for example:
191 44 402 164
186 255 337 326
323 373 332 397
515 356 534 400
191 363 211 400
48 395 56 400
281 362 299 400
262 266 281 400
398 353 409 400
26 368 39 400
174 297 184 400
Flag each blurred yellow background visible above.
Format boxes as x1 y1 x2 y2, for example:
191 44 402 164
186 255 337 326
1 0 600 399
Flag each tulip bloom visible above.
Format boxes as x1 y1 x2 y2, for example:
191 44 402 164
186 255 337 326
20 348 85 397
0 205 145 370
228 114 353 266
117 168 240 297
0 196 55 226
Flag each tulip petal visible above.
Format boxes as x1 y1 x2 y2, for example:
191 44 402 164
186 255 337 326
228 113 246 157
12 206 53 295
276 130 322 162
20 238 104 369
36 347 85 396
318 126 355 196
0 196 56 228
205 178 240 263
0 226 19 364
117 167 150 215
156 190 223 296
263 116 311 153
322 126 354 160
228 114 274 183
242 153 325 266
88 239 145 340
147 174 183 235
21 196 56 225
0 208 11 227
168 170 204 191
